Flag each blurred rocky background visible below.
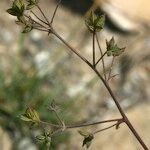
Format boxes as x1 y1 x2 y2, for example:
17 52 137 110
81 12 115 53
0 0 150 149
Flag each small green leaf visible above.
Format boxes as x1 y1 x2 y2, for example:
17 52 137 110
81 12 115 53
14 0 24 9
78 130 90 137
20 115 32 122
7 0 25 17
26 4 35 10
82 134 94 149
26 0 39 6
106 37 125 57
7 8 19 16
22 25 33 33
79 130 94 149
36 135 46 142
20 107 40 123
85 11 105 33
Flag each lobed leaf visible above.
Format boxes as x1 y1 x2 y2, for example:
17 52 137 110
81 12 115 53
106 37 125 56
85 11 105 33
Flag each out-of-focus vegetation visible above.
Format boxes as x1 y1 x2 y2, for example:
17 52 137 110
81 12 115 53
0 34 73 149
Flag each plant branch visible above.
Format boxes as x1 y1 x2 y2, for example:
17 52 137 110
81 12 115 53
50 0 62 24
107 56 115 81
7 1 149 149
109 74 119 81
93 32 96 66
95 51 107 67
51 29 92 67
95 33 107 80
31 10 49 26
66 118 122 129
33 27 49 32
48 107 64 127
36 4 51 27
93 122 118 135
51 29 149 150
24 14 47 29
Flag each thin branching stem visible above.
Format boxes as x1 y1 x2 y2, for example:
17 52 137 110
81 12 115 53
51 29 92 67
93 122 118 135
51 28 149 150
95 33 107 80
40 120 59 128
13 3 148 149
50 0 62 24
36 4 51 27
107 56 115 81
48 107 64 127
24 14 47 29
40 118 123 130
93 31 96 66
95 51 107 66
33 27 49 32
66 118 122 129
31 10 49 26
54 110 64 127
93 68 148 150
108 74 119 81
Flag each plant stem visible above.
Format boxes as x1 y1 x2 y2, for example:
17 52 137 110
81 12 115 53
66 118 122 129
95 51 106 66
53 110 64 127
36 5 51 27
50 0 62 24
51 29 149 150
93 68 149 150
24 14 47 29
51 29 92 67
40 118 122 131
107 56 115 81
93 32 96 66
93 123 118 135
95 33 107 80
31 10 49 26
